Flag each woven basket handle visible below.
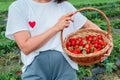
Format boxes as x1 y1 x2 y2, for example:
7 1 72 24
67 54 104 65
76 7 111 35
61 7 111 48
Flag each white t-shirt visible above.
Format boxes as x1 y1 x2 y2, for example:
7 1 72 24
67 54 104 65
5 0 87 72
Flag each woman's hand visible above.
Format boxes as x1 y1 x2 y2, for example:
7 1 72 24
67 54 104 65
100 43 114 62
54 11 77 32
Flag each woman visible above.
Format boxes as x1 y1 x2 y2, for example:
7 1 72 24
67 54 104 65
5 0 113 80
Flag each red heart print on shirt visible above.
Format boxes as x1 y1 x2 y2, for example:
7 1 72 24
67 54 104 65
28 21 36 28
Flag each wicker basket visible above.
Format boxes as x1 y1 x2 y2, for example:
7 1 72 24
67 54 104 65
61 7 113 66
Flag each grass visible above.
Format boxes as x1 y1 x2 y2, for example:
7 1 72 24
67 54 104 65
0 0 14 11
0 0 120 12
0 1 14 12
0 52 22 80
69 0 120 5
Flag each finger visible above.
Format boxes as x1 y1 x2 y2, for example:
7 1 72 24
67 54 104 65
100 44 113 62
106 46 113 55
100 58 104 62
65 17 74 22
65 21 70 27
65 20 70 24
104 54 110 57
64 23 69 28
104 51 110 57
65 11 77 17
101 46 113 62
100 57 106 62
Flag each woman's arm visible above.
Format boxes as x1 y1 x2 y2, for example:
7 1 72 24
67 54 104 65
82 20 102 30
14 12 76 55
14 27 58 55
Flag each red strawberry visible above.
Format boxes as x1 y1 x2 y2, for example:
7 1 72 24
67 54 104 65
76 48 81 53
93 49 98 53
71 40 76 46
97 34 103 40
86 48 90 53
85 44 90 49
77 37 83 42
66 41 71 47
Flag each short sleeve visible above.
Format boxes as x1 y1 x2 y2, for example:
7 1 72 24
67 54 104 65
5 2 29 40
73 12 87 31
63 1 87 31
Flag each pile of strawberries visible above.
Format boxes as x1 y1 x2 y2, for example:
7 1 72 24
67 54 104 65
66 34 107 54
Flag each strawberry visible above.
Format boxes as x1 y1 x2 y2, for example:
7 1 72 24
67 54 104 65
71 40 76 46
93 49 98 53
76 48 82 53
85 44 90 49
79 41 84 46
77 37 83 42
75 45 79 48
97 34 103 40
66 41 71 47
86 48 90 53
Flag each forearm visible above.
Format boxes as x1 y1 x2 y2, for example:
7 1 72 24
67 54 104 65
82 20 102 30
27 27 58 51
14 26 58 55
